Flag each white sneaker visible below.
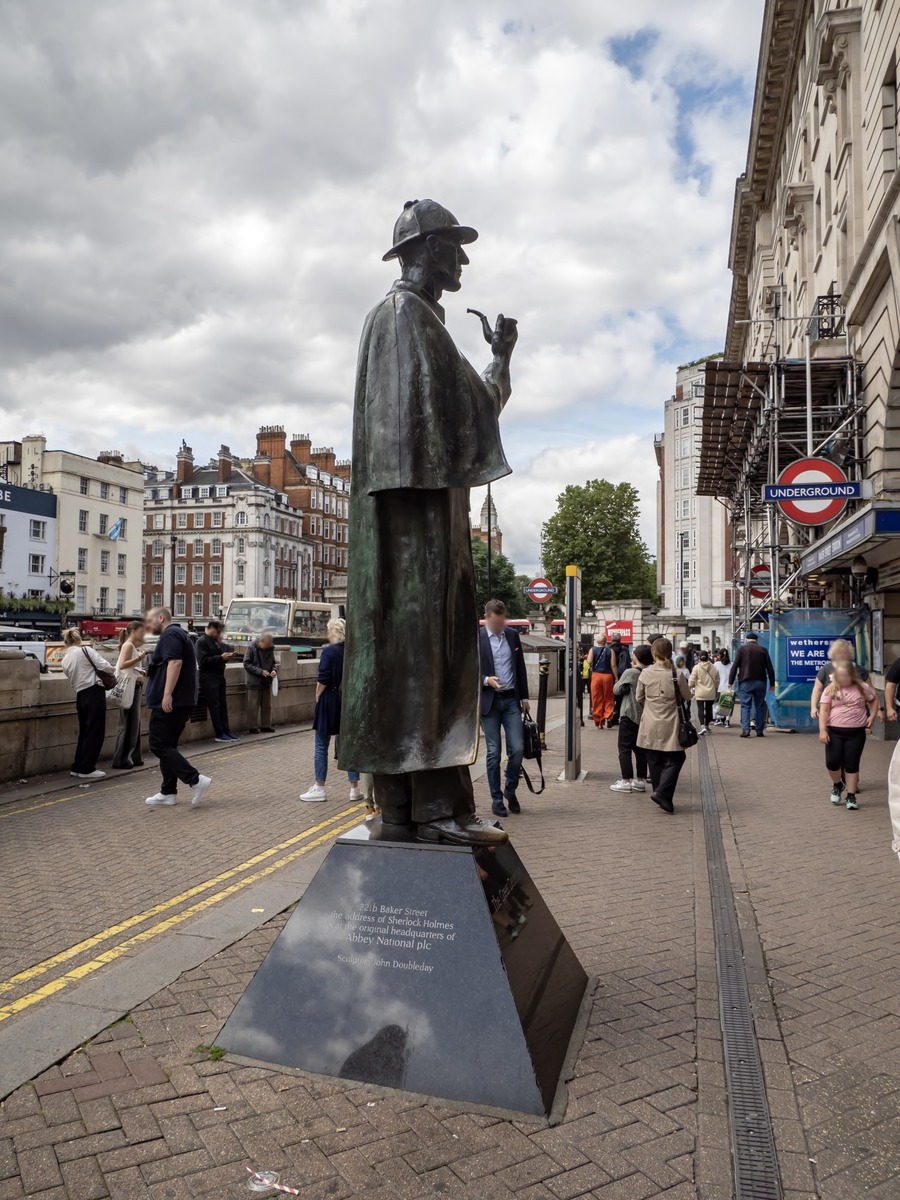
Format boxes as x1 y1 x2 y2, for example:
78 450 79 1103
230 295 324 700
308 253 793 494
146 792 177 806
191 775 212 807
349 787 362 802
631 779 646 792
71 769 106 780
300 783 326 803
699 725 708 735
609 779 633 792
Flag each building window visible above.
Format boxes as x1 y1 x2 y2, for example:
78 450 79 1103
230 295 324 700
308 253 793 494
28 553 45 575
79 509 88 532
235 511 247 526
152 565 163 584
176 539 186 556
212 511 223 527
176 512 187 528
193 538 204 556
210 563 222 584
215 486 227 498
198 486 211 499
236 563 245 583
154 514 164 529
174 593 185 616
211 538 222 556
99 514 109 535
151 592 163 608
193 564 204 584
175 565 187 585
882 58 899 174
76 585 87 610
100 550 110 573
193 512 205 528
119 487 128 504
236 537 245 555
29 519 47 540
152 538 163 556
310 491 317 509
682 589 690 608
100 586 109 610
210 592 221 613
117 553 126 577
79 477 89 496
116 588 126 612
318 517 324 536
99 482 109 500
182 487 194 499
77 548 88 571
681 468 690 488
117 518 127 540
192 593 204 616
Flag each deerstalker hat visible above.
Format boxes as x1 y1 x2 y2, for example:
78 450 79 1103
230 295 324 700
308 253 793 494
383 199 478 262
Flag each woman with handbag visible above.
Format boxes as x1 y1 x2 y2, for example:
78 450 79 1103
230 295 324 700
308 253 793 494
61 628 114 780
111 620 148 770
636 638 695 814
299 618 362 805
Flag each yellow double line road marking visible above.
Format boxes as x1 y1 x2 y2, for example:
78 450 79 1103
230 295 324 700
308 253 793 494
0 805 365 1024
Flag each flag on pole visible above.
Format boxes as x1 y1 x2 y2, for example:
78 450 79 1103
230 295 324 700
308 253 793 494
108 517 125 541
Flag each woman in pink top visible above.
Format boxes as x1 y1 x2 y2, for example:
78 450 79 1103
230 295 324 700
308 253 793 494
818 663 879 810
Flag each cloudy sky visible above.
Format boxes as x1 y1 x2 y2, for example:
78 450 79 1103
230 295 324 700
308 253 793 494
0 0 763 574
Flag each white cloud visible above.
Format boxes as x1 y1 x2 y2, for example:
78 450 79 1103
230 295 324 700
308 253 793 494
0 0 764 569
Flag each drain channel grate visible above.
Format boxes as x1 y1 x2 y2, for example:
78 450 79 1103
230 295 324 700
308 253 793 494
698 739 783 1200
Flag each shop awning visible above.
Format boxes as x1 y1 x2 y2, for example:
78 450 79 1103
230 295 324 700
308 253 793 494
800 503 900 575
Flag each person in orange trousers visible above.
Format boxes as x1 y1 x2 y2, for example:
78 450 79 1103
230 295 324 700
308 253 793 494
585 634 618 728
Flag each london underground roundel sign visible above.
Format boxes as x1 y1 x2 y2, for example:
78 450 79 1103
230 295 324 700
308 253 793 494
525 577 556 603
769 458 853 526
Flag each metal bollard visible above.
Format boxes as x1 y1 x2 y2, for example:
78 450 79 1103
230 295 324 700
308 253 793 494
537 655 549 747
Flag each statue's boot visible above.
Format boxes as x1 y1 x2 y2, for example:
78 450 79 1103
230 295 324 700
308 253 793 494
418 815 508 845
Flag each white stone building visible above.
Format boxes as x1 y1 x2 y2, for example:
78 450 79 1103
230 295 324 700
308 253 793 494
0 436 144 618
655 359 732 651
142 443 312 623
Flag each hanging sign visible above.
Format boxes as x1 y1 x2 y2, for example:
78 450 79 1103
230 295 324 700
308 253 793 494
524 578 556 602
763 458 870 526
749 563 772 599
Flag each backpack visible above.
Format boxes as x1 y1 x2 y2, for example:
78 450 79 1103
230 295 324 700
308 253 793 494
520 713 545 795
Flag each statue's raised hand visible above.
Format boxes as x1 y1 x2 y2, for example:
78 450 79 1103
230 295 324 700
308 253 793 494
467 308 518 359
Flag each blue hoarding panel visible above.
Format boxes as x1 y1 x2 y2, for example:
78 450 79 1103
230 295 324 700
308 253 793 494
763 609 870 732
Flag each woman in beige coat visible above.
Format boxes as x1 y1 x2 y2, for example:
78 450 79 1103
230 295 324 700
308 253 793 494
636 638 692 814
689 651 719 733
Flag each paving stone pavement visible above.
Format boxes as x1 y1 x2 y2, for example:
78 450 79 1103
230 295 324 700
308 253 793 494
1 716 899 1198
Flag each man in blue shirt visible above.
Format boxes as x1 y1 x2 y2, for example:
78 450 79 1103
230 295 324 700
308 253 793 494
144 607 211 808
479 599 530 817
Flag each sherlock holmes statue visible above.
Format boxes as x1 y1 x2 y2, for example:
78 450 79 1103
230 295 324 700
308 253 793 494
339 199 517 846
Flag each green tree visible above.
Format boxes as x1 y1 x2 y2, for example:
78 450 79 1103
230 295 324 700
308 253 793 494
541 480 656 604
471 539 528 618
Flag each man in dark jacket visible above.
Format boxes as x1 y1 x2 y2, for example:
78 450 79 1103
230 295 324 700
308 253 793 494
729 632 776 738
244 632 276 733
609 638 631 727
196 620 237 743
479 599 530 817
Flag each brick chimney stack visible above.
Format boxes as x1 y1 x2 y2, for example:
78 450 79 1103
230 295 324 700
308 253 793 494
290 434 312 465
311 446 337 474
334 459 351 482
256 425 286 491
218 445 232 483
253 454 272 487
176 442 194 484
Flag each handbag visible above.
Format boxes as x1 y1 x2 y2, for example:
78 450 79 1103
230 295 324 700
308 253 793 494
672 667 699 748
520 712 545 794
108 671 136 708
83 647 117 691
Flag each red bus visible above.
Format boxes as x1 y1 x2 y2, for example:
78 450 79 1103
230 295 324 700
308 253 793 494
550 619 566 639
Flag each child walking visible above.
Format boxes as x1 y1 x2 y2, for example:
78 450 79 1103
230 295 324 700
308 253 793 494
818 663 879 810
610 644 653 793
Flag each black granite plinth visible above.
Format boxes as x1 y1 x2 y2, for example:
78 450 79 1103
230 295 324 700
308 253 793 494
216 830 588 1115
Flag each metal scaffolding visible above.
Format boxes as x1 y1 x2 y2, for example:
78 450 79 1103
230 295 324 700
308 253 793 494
696 298 863 633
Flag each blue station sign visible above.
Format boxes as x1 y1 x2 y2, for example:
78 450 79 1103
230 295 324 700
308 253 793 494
763 481 864 503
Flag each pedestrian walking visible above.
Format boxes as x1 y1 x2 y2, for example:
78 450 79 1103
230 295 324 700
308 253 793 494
244 632 277 733
689 651 718 733
196 620 239 743
144 607 210 808
636 638 693 814
609 638 631 727
610 643 653 792
729 632 775 738
810 638 870 718
479 599 530 817
675 655 690 682
111 620 147 770
818 663 879 810
61 628 111 780
712 651 732 726
585 633 617 729
300 618 362 803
